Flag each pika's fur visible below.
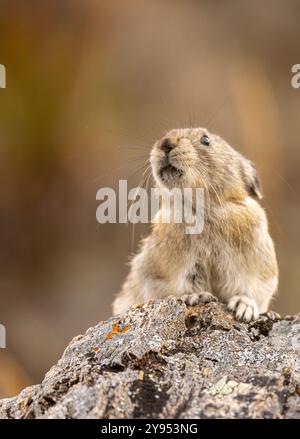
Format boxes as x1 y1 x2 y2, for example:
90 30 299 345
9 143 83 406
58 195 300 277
112 128 278 322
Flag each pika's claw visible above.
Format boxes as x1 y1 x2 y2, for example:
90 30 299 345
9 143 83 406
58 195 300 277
227 295 259 322
261 310 281 320
182 291 217 306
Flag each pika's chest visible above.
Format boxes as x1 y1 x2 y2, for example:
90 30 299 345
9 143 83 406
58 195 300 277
169 238 212 291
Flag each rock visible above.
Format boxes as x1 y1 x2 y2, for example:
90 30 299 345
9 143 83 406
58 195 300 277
0 297 299 419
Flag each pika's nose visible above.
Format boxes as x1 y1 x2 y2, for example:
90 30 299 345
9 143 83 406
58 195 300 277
160 138 176 154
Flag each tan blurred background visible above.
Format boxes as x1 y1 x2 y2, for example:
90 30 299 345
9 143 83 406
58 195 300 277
0 0 300 397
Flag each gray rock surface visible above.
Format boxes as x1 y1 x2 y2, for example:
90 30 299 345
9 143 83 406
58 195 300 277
0 297 299 418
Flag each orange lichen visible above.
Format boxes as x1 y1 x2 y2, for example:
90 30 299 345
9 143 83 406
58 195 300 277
105 323 130 340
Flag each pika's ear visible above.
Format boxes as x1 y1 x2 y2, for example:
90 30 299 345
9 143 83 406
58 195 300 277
245 162 263 199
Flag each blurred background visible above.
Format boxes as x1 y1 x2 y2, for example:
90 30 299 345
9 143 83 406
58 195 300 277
0 0 300 398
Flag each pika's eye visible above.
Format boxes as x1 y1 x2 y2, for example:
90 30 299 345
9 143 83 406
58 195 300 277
200 135 210 146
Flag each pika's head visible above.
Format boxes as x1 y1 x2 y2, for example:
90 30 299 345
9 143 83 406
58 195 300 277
150 128 262 202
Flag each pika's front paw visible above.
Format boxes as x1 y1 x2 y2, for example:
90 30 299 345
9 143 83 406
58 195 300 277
182 291 217 306
227 295 259 322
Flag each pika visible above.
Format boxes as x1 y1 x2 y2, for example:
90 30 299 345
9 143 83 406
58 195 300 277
112 128 278 322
